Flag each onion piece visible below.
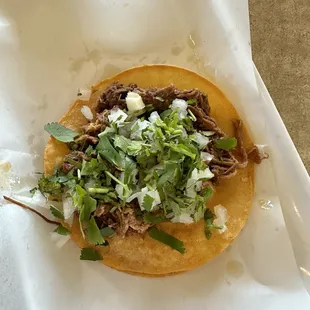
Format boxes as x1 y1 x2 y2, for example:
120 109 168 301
126 92 145 112
213 205 229 233
171 213 193 224
62 196 75 219
171 99 188 119
81 105 93 121
108 109 128 127
193 132 210 149
200 152 214 163
137 187 161 211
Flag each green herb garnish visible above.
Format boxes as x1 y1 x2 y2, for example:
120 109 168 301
50 205 64 220
215 137 237 150
80 248 103 261
87 217 105 245
100 227 115 237
148 227 185 254
44 122 79 143
143 213 166 224
186 99 197 105
54 224 70 235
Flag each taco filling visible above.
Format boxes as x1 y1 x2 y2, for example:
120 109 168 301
38 81 262 257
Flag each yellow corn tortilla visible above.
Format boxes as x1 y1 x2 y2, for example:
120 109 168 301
44 65 254 276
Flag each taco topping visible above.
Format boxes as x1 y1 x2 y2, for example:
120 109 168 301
37 82 260 254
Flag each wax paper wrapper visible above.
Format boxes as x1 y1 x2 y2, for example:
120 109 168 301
1 1 310 309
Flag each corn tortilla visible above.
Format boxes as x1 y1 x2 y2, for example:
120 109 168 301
44 65 254 276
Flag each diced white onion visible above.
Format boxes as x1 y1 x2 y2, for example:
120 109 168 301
63 196 75 219
193 132 210 149
50 232 70 248
126 92 145 112
200 152 214 162
148 111 160 123
196 180 202 192
108 109 128 127
81 105 93 121
126 192 140 203
137 187 161 211
171 213 193 224
201 131 215 137
77 89 91 100
191 167 214 180
213 204 229 233
171 99 188 119
115 184 125 200
130 119 150 140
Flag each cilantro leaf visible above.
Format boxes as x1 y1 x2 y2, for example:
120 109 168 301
87 217 105 245
114 135 143 156
79 195 97 222
203 187 214 200
38 175 62 196
73 185 87 210
96 135 124 169
143 213 166 224
143 194 155 211
215 137 237 150
123 156 137 185
29 187 37 196
100 227 115 237
204 208 215 239
81 158 107 176
80 248 103 261
50 205 64 220
148 227 185 254
44 122 79 143
187 99 197 105
54 224 70 235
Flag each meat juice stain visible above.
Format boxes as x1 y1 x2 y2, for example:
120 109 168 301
226 260 244 278
259 199 274 210
171 46 184 56
101 64 121 80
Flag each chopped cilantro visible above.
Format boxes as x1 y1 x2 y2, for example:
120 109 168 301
202 187 214 200
143 213 166 224
96 135 124 169
79 195 97 222
100 227 115 237
80 248 103 261
149 227 185 254
38 175 62 196
87 217 105 245
44 122 79 143
50 205 64 220
186 99 197 105
73 185 87 210
29 187 37 196
54 224 70 235
204 208 216 239
215 137 237 150
142 194 155 211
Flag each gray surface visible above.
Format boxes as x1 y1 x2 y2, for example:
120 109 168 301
249 0 310 173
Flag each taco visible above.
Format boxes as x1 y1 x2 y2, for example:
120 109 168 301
40 65 263 276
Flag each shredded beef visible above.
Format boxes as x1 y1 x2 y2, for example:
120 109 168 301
62 151 90 173
247 145 269 164
204 142 239 183
96 82 210 115
94 203 151 237
233 119 248 169
68 81 266 237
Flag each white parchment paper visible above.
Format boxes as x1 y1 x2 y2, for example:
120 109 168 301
1 1 310 309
